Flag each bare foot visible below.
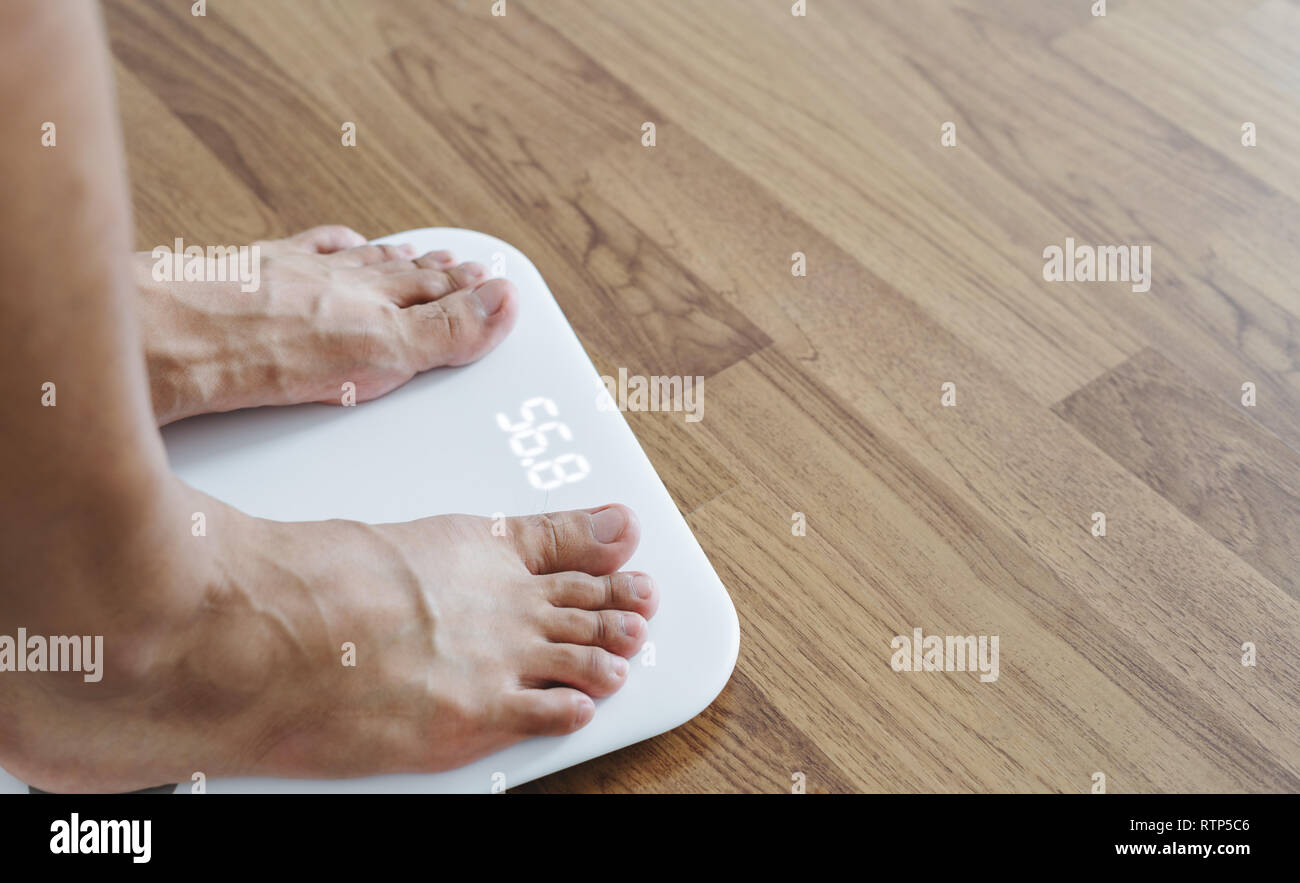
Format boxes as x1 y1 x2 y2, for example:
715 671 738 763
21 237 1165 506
136 225 519 424
0 486 657 793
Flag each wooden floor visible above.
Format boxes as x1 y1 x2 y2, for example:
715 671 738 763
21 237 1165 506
105 0 1300 792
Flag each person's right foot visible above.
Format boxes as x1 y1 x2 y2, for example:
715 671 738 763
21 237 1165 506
0 493 657 793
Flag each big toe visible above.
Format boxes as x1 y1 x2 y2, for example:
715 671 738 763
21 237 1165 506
509 505 640 576
399 278 518 369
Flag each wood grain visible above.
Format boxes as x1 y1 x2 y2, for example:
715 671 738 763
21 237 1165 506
103 0 1300 792
1056 348 1300 601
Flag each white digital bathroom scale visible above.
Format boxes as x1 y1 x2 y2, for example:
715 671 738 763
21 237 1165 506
0 228 739 794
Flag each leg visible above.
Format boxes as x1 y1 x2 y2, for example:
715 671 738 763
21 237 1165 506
0 1 655 792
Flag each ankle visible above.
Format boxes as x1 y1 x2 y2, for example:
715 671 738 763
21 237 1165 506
0 485 279 790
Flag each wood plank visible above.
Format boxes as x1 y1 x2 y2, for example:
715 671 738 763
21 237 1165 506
526 0 1146 406
103 0 438 237
1055 348 1300 600
531 0 1300 447
516 668 857 794
719 255 1300 786
322 42 774 378
112 61 275 249
862 0 1300 443
685 349 1297 791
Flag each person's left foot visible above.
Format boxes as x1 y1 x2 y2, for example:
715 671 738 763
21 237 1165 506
135 225 519 424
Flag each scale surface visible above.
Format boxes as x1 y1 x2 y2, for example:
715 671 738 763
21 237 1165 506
0 228 738 794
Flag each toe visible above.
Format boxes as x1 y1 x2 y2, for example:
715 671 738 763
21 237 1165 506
360 252 460 277
543 607 648 657
413 251 465 272
543 571 659 620
416 250 456 269
501 688 595 737
382 263 490 307
330 243 416 266
444 260 490 285
283 225 368 254
398 278 517 367
509 505 641 576
525 643 628 698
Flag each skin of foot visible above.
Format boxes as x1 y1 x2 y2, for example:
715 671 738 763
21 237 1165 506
0 482 659 793
135 225 520 425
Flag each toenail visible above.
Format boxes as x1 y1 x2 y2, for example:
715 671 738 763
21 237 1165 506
398 243 418 258
590 506 627 543
473 279 509 316
459 261 488 281
632 574 654 600
611 656 628 678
